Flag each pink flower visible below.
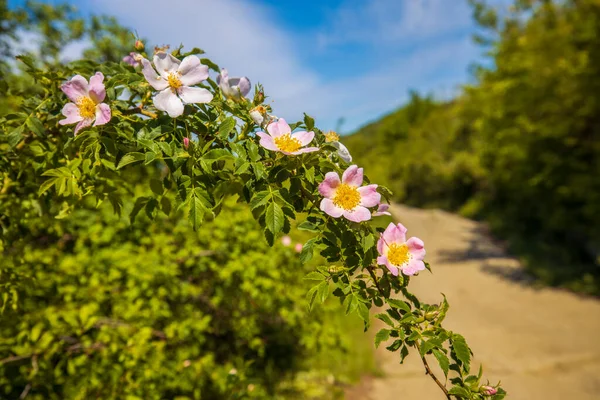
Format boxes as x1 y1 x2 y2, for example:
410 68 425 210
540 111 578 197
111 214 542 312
318 165 380 223
481 386 498 396
141 52 213 118
123 52 140 67
294 243 303 253
183 137 190 149
377 222 426 276
217 68 251 100
256 118 319 156
373 203 392 216
281 235 292 246
59 72 111 135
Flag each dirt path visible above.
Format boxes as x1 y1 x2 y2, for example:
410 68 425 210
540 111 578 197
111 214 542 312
347 204 600 400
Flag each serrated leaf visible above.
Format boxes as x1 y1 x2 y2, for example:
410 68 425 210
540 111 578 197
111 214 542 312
306 285 319 311
299 239 316 264
250 191 271 210
374 329 391 348
304 166 315 183
304 272 326 281
145 151 157 165
188 194 206 231
375 313 395 327
432 349 450 377
117 152 145 169
448 386 471 398
451 333 471 371
218 117 236 138
38 178 58 196
357 302 370 324
265 202 284 233
317 281 329 303
150 179 163 196
387 298 411 313
297 221 319 232
202 148 232 162
303 113 315 131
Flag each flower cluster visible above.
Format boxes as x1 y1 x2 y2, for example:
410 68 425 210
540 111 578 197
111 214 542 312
57 46 427 279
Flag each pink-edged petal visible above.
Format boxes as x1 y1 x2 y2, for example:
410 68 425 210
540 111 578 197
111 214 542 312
61 75 89 102
287 146 319 155
58 102 83 125
403 259 425 276
318 172 341 197
406 237 426 260
341 165 363 186
74 118 93 135
235 76 251 97
358 184 380 207
256 131 278 151
320 198 344 218
382 222 407 246
88 72 106 103
226 77 251 98
343 206 371 223
93 103 111 126
141 58 169 91
153 52 180 78
268 118 290 138
178 56 209 86
378 255 399 276
291 130 314 146
178 86 213 104
154 88 184 118
377 235 388 256
373 203 391 216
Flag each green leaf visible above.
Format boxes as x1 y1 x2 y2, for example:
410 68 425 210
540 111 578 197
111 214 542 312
451 333 471 371
250 191 271 210
419 339 442 356
26 116 45 137
357 302 370 324
299 239 316 264
317 281 329 303
374 329 391 348
306 284 319 311
117 152 145 169
432 349 450 377
150 179 163 196
188 193 206 231
130 197 150 223
304 272 326 281
387 298 411 313
361 234 375 252
218 117 236 139
448 386 471 398
304 166 315 183
38 178 58 196
202 148 233 163
265 202 284 233
375 313 395 327
303 113 315 131
297 221 319 232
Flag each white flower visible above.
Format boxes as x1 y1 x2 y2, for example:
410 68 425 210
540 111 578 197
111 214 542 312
141 52 213 117
217 68 251 101
332 141 352 163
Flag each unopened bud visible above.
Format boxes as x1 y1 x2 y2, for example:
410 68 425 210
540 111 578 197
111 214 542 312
425 311 438 321
254 90 265 104
183 137 190 149
480 386 498 396
134 39 144 51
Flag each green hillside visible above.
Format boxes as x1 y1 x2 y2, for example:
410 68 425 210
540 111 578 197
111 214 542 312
345 0 600 295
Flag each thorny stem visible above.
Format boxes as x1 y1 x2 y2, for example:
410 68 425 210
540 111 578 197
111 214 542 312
367 265 451 400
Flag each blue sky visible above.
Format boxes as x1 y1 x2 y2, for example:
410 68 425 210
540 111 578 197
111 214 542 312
10 0 504 133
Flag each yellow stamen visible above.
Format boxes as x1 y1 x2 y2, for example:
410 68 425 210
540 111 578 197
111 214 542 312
274 133 302 153
252 105 267 114
332 183 361 210
388 243 410 266
168 72 183 90
325 130 340 142
77 96 96 119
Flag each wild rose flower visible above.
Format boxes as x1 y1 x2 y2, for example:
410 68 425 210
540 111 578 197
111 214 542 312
141 52 213 118
480 386 498 396
377 222 426 276
123 52 140 67
373 203 391 216
217 68 251 101
281 235 292 246
59 72 111 135
318 165 380 223
257 118 319 155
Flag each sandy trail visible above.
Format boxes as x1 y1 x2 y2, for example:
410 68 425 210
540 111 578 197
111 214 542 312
347 204 600 400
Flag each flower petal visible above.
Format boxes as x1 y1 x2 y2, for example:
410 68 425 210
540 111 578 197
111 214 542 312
358 184 380 207
373 203 391 217
268 118 290 138
403 259 425 276
178 86 213 104
94 103 111 126
141 58 169 91
343 206 371 223
332 141 353 163
58 103 83 125
342 165 363 186
88 72 106 103
229 76 251 97
320 198 344 218
74 118 93 135
378 255 399 276
382 222 407 246
406 237 426 260
377 235 388 256
287 146 319 155
154 88 184 118
291 130 314 146
61 75 88 102
256 131 278 151
153 52 180 78
178 56 209 86
318 172 341 197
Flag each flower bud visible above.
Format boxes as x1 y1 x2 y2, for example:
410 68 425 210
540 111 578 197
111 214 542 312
183 137 190 149
250 105 267 126
254 90 265 104
134 39 144 51
480 386 498 396
373 203 391 217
